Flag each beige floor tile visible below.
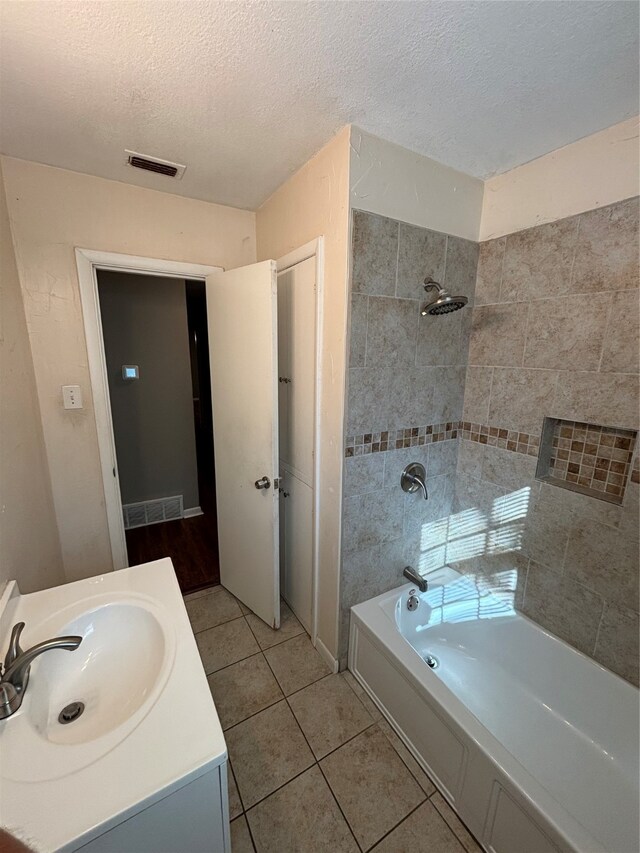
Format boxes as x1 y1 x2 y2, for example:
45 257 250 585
247 766 358 853
228 763 243 819
195 617 259 674
371 800 465 853
289 674 374 758
235 597 252 615
341 670 383 721
208 653 283 729
185 586 242 633
376 719 435 796
230 815 255 852
183 586 218 602
264 634 331 695
320 725 425 851
245 602 305 650
226 701 314 809
431 793 483 852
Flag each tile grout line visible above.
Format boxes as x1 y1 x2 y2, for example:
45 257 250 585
366 798 429 853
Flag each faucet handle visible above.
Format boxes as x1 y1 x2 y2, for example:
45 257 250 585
4 622 25 673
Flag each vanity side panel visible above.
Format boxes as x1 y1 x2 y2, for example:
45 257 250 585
72 768 227 853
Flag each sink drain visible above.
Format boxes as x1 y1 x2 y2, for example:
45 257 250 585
424 654 439 670
58 701 85 724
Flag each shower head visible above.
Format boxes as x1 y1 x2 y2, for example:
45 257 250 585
421 278 468 316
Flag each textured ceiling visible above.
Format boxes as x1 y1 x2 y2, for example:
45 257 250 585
1 1 637 210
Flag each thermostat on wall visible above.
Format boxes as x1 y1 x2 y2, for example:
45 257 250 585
122 365 139 380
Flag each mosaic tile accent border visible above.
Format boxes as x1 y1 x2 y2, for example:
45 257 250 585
537 419 637 502
457 422 541 457
344 420 541 458
345 423 458 456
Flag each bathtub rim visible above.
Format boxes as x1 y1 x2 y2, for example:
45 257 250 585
348 577 639 853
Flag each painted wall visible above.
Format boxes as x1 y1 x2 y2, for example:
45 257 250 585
1 156 256 582
340 210 479 664
98 272 199 510
0 161 64 593
457 197 639 685
480 116 640 240
350 127 484 242
256 126 351 662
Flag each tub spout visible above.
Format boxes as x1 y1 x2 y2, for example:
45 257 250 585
403 566 428 593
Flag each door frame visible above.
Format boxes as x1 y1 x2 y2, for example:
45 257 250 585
75 248 222 570
276 238 324 648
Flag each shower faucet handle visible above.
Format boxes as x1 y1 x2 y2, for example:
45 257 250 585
400 463 428 500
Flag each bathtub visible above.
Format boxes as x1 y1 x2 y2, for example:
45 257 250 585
348 567 639 853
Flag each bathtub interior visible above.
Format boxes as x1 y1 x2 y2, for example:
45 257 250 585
368 567 640 853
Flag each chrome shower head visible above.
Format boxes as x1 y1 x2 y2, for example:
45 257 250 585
421 278 468 316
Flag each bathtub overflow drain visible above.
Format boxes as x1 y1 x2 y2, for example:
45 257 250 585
58 701 85 724
424 654 439 670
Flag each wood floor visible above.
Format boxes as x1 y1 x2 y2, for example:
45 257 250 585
126 508 220 594
125 458 220 594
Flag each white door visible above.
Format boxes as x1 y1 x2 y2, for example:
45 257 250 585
206 261 280 629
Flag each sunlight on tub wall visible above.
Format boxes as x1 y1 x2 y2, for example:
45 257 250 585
415 487 531 582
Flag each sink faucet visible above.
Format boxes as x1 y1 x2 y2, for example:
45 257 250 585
403 566 428 593
0 622 82 720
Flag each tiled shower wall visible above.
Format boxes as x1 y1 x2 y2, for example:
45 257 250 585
455 197 639 685
340 210 478 663
342 200 639 686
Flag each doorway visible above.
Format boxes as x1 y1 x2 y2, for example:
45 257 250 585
77 246 326 658
96 270 219 594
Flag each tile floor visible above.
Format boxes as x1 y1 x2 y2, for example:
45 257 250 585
184 586 482 853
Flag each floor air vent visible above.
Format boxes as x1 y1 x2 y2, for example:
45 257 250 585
123 495 184 530
125 150 186 179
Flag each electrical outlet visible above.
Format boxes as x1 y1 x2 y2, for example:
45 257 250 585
62 385 83 409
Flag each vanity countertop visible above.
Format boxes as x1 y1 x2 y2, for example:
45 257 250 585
0 558 226 853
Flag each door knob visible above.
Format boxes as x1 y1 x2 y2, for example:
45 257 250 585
255 476 271 490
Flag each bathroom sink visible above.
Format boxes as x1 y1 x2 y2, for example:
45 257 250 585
0 558 226 852
3 594 175 782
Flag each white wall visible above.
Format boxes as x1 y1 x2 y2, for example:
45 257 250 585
480 116 640 240
350 126 484 241
2 157 256 582
0 161 64 593
256 127 351 662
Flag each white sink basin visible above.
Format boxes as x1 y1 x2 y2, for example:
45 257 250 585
30 601 169 748
0 559 226 853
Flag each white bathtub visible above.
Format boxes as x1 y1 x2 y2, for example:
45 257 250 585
348 567 639 853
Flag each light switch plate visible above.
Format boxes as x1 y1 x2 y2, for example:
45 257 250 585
62 385 83 409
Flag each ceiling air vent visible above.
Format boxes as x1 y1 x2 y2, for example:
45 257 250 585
124 150 186 180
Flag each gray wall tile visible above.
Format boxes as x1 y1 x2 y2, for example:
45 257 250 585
342 487 404 552
600 290 640 374
593 602 639 687
469 303 529 366
521 561 604 655
523 294 609 371
551 370 639 430
462 366 493 423
397 223 446 299
571 198 639 292
501 216 579 301
352 210 398 296
481 445 537 491
349 294 368 368
489 367 557 434
475 238 505 305
366 296 419 366
444 236 479 303
344 454 386 498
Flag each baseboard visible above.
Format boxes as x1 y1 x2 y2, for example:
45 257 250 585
314 635 339 673
183 506 203 518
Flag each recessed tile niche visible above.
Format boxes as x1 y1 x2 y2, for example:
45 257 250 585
536 417 638 505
